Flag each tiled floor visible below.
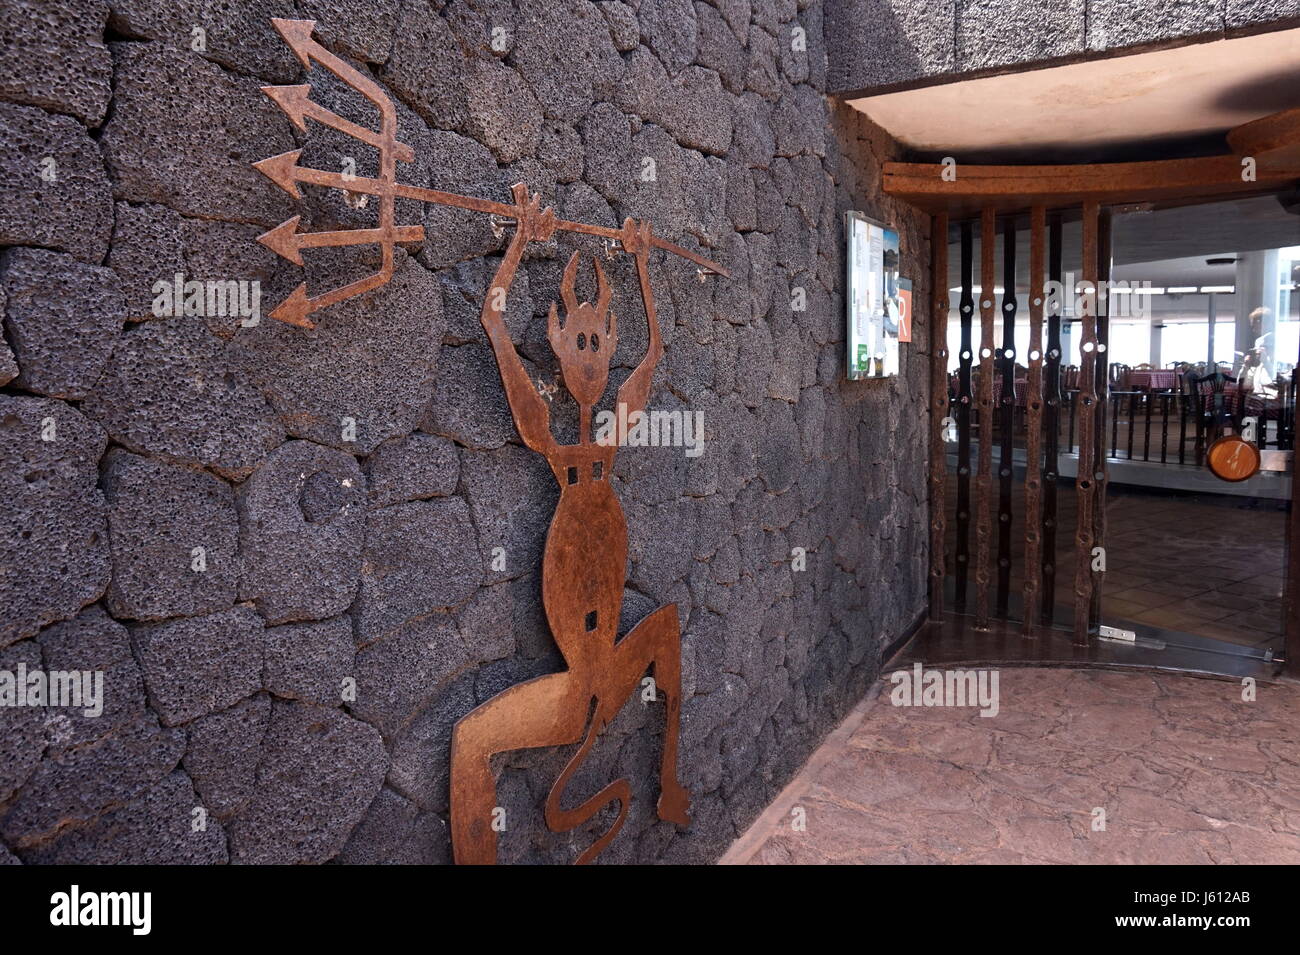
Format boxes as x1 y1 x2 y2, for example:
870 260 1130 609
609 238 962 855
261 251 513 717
945 474 1288 650
723 668 1300 865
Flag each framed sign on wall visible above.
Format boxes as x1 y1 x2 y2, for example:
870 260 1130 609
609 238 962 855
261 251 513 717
845 212 903 380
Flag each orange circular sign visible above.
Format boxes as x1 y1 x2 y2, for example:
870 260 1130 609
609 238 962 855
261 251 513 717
1206 435 1261 482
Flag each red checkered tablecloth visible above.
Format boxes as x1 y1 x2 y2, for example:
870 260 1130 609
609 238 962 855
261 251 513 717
1127 370 1177 390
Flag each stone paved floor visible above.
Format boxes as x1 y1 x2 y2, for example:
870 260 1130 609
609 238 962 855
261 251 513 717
722 667 1300 864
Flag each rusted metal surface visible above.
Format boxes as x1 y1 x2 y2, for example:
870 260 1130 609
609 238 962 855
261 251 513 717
253 18 725 865
1072 202 1100 645
955 222 975 608
974 206 996 630
1041 214 1063 625
929 213 949 620
253 21 724 329
996 216 1016 617
1021 206 1046 635
450 207 691 865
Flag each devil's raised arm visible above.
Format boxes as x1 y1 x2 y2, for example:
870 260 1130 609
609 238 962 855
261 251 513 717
482 186 555 455
615 219 663 418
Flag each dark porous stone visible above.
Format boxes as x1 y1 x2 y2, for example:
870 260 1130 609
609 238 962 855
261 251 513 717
421 342 518 449
381 0 470 131
336 787 450 864
695 2 748 94
244 256 445 456
20 771 228 865
0 103 113 264
513 0 622 123
538 120 586 184
0 712 184 849
299 0 402 65
457 579 518 663
100 42 295 228
238 441 366 625
745 24 781 100
460 443 557 584
0 336 14 387
464 59 544 164
0 0 112 125
130 608 264 727
37 605 148 748
1089 0 1222 50
365 432 460 508
956 0 1085 72
627 498 698 596
108 202 184 320
0 396 109 647
1227 0 1300 29
228 701 387 864
616 51 734 156
438 256 533 347
182 693 270 821
0 641 45 804
358 497 484 644
102 450 238 621
825 0 955 91
353 612 470 738
640 0 699 73
417 130 509 270
264 617 356 706
600 0 641 51
731 92 777 168
387 674 477 813
82 318 284 480
106 200 286 333
107 1 299 82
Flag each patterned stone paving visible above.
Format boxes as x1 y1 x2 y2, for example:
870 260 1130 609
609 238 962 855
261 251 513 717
723 667 1300 864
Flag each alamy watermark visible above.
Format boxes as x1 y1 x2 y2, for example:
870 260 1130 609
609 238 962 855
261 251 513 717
0 663 103 717
151 272 262 327
889 662 1000 717
593 403 705 458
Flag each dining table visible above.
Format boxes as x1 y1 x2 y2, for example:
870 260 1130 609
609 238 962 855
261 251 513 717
1126 369 1178 390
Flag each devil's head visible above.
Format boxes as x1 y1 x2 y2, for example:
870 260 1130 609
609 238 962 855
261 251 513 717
548 251 618 408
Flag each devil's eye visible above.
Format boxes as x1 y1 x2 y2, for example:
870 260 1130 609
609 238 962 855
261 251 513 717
591 333 600 352
577 333 586 350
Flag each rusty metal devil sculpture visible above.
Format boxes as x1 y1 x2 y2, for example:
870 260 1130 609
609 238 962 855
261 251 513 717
252 19 726 864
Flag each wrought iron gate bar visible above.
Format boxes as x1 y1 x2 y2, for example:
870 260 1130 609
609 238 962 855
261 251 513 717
1022 206 1046 635
975 206 997 629
1089 209 1113 630
929 214 950 619
997 216 1017 616
956 222 974 608
1073 202 1101 644
1042 214 1063 625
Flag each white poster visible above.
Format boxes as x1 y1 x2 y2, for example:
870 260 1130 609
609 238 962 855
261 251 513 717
845 212 901 379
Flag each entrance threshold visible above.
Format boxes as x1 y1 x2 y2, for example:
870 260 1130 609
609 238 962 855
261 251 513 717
889 610 1291 684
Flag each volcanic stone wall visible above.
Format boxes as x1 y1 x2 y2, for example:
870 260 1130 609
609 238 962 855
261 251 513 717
0 0 930 864
826 0 1300 95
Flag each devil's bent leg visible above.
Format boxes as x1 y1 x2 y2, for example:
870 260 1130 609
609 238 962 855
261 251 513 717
450 670 585 864
612 603 690 826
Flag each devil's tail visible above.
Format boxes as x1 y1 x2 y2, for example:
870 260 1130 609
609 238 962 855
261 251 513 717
544 698 631 865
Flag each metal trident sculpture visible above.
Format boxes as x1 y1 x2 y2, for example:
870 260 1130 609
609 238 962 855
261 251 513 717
253 19 728 864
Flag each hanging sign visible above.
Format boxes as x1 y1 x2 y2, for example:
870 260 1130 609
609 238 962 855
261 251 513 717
897 277 913 343
1206 434 1261 482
